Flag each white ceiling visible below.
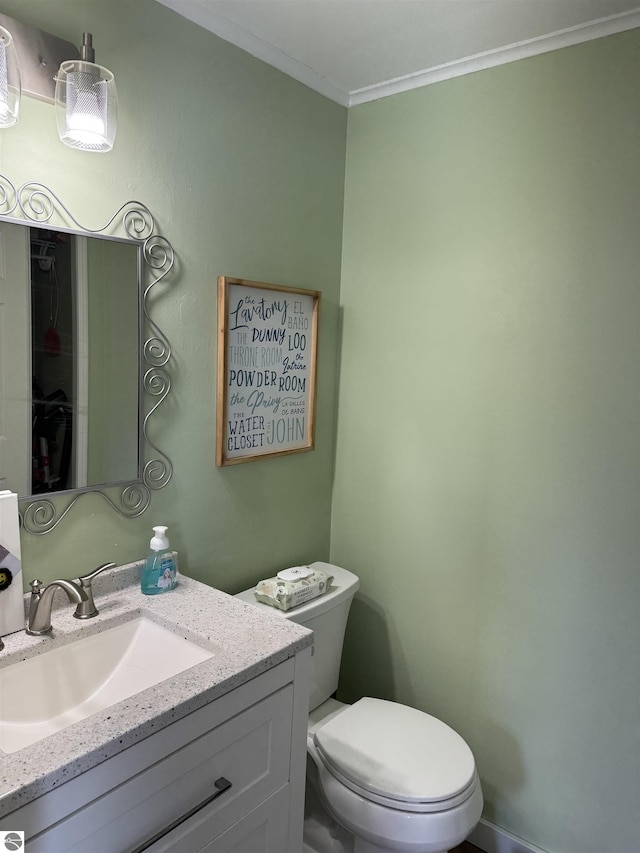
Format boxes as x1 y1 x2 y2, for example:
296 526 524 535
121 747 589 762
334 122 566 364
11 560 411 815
156 0 640 105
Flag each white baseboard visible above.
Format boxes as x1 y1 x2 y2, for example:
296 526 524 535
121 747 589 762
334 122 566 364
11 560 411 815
469 819 550 853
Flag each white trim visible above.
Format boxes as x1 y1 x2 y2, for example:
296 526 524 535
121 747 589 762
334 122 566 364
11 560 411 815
156 1 640 107
349 9 640 106
469 818 550 853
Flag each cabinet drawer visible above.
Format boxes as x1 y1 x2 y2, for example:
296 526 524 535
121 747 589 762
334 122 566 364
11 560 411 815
143 785 290 853
29 684 294 853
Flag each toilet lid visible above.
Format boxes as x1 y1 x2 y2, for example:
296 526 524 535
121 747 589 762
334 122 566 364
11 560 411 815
313 697 476 805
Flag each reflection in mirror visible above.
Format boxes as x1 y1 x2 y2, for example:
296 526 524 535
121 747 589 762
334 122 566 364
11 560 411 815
28 228 139 495
0 175 173 534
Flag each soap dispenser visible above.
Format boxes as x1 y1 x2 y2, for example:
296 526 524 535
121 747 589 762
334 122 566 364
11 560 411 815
141 525 177 595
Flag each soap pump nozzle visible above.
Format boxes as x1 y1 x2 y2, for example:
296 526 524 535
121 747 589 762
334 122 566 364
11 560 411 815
150 525 169 552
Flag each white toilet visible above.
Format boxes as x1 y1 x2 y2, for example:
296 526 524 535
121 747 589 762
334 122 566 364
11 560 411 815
236 561 483 853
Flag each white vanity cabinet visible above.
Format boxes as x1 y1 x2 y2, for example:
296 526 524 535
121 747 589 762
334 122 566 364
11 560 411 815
2 649 311 853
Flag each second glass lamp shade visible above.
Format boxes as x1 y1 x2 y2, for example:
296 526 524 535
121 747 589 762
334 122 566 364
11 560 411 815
55 59 117 152
0 26 21 128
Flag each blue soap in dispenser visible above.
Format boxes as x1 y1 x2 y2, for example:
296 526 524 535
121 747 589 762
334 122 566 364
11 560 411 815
141 525 177 595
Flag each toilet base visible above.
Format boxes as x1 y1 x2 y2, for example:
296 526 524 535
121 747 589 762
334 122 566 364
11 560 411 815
305 701 355 853
353 843 447 853
304 754 355 853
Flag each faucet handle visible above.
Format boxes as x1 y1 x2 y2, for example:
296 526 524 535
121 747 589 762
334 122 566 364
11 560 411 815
78 562 117 585
74 562 116 620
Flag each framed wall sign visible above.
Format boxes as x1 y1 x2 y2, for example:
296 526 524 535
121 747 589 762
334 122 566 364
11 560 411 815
216 276 320 466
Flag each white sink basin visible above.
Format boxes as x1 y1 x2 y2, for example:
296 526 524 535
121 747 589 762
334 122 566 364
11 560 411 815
0 617 214 753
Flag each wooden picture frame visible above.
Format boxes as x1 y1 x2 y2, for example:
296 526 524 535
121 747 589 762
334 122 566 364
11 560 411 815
216 276 320 467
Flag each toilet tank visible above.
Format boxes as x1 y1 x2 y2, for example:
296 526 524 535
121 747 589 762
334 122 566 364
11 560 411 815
235 561 359 711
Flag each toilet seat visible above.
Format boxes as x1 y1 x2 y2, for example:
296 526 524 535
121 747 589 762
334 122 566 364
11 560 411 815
314 755 480 814
313 697 477 814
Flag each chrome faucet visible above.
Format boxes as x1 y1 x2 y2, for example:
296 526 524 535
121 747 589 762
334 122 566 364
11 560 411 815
27 579 87 636
74 562 116 619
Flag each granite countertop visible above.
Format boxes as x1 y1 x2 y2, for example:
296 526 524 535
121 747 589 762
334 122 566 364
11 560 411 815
0 560 312 818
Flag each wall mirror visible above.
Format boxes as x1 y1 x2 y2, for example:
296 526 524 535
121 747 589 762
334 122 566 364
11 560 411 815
0 175 174 534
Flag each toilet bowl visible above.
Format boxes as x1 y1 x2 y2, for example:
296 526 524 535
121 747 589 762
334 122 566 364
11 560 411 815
236 562 483 853
307 698 483 853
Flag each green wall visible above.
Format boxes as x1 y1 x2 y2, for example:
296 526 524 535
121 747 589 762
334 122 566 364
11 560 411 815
2 0 346 589
332 31 639 853
4 3 639 851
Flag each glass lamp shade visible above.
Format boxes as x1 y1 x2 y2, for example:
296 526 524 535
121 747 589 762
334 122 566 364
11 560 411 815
55 59 117 152
0 26 21 128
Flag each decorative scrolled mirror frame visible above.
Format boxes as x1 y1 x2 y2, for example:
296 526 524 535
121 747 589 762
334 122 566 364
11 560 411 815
0 174 174 534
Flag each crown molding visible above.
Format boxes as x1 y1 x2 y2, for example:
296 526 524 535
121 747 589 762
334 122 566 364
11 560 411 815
348 8 640 106
156 2 640 109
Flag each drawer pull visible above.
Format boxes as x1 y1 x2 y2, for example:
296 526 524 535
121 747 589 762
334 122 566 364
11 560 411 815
210 776 233 800
131 776 233 852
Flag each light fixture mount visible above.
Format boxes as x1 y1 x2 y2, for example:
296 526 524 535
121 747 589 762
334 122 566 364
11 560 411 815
80 32 95 64
0 13 78 103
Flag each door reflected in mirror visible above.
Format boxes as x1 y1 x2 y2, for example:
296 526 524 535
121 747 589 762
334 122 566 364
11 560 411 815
1 222 140 498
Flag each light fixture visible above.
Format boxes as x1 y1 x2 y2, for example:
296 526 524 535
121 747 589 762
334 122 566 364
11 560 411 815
55 33 117 153
0 25 21 128
0 14 118 153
